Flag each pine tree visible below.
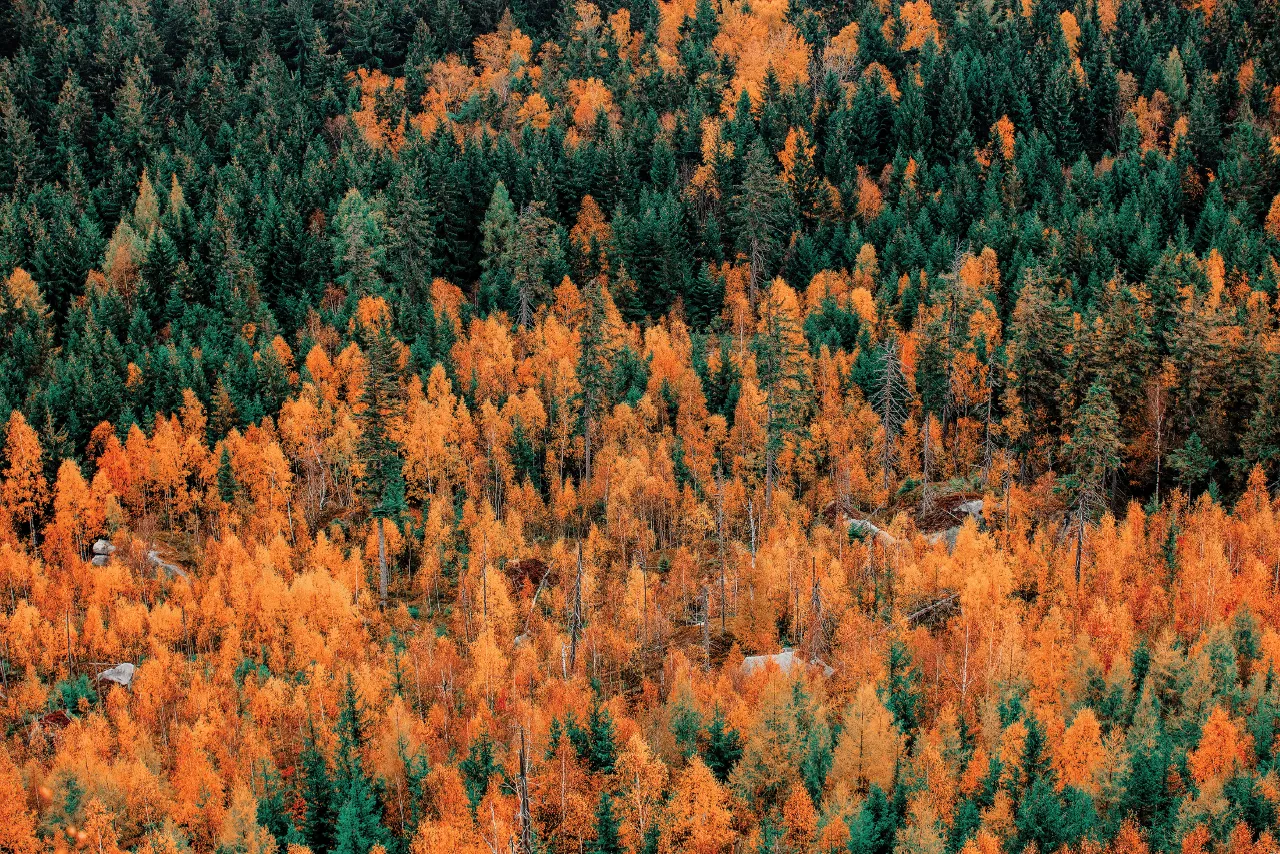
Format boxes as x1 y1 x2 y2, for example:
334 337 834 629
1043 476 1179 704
588 792 623 854
299 726 337 854
731 139 786 305
1242 354 1280 481
577 275 611 485
357 320 406 605
872 336 911 498
332 188 387 302
256 764 303 848
1064 382 1122 585
217 445 239 504
460 731 498 815
703 706 743 783
586 696 618 774
883 640 923 748
331 677 385 854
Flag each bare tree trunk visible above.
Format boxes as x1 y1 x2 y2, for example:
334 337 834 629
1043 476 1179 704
701 586 711 671
1074 506 1085 588
716 471 727 634
569 542 584 673
378 516 388 606
517 727 532 854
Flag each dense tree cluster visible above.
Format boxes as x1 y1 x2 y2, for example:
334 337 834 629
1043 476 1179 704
3 0 1280 852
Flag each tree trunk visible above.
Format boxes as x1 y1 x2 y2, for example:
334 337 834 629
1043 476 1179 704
569 542 584 672
1074 508 1085 588
378 516 388 606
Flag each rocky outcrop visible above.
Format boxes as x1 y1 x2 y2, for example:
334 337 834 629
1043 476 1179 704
96 662 136 688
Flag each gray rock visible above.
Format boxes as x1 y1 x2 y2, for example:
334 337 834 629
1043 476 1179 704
958 499 984 518
926 527 961 552
97 662 136 688
740 648 835 677
92 539 115 556
148 550 188 579
845 517 897 546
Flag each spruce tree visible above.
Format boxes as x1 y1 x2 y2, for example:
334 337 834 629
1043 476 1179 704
356 320 406 606
587 792 622 854
299 726 337 854
577 275 611 485
330 677 385 854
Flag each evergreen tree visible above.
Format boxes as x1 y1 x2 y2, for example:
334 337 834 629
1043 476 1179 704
329 677 385 854
1063 381 1122 585
731 139 786 304
299 727 337 854
587 792 622 854
577 275 611 485
460 731 498 815
703 706 743 782
356 320 406 606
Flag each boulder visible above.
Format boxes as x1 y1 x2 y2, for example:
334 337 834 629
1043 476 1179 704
148 550 188 579
845 517 897 547
740 648 835 678
97 662 136 688
92 539 116 556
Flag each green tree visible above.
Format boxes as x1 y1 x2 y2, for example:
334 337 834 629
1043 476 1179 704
588 792 623 854
577 275 612 484
1063 381 1122 585
299 726 336 854
330 678 385 854
1168 432 1214 494
703 706 742 782
356 320 406 606
731 139 786 305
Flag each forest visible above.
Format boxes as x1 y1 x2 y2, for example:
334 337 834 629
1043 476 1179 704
2 0 1280 852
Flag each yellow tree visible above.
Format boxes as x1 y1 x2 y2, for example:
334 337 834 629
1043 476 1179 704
829 684 901 797
2 411 46 540
659 757 735 854
0 748 38 854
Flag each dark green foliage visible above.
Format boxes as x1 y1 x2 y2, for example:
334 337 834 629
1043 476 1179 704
460 731 499 815
49 674 96 712
331 677 386 854
256 765 303 848
703 706 742 782
300 727 337 854
846 785 897 854
882 639 923 748
0 0 1274 505
588 792 623 854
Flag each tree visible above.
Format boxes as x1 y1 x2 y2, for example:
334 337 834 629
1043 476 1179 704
588 793 622 854
479 181 517 316
356 306 406 605
1168 433 1214 494
731 140 787 305
1242 353 1280 481
883 640 923 748
299 727 337 854
577 276 611 485
753 280 809 512
658 758 734 854
1064 382 1121 585
830 685 902 796
872 336 911 498
2 410 46 540
0 749 39 854
331 677 386 854
703 707 743 783
332 188 387 300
